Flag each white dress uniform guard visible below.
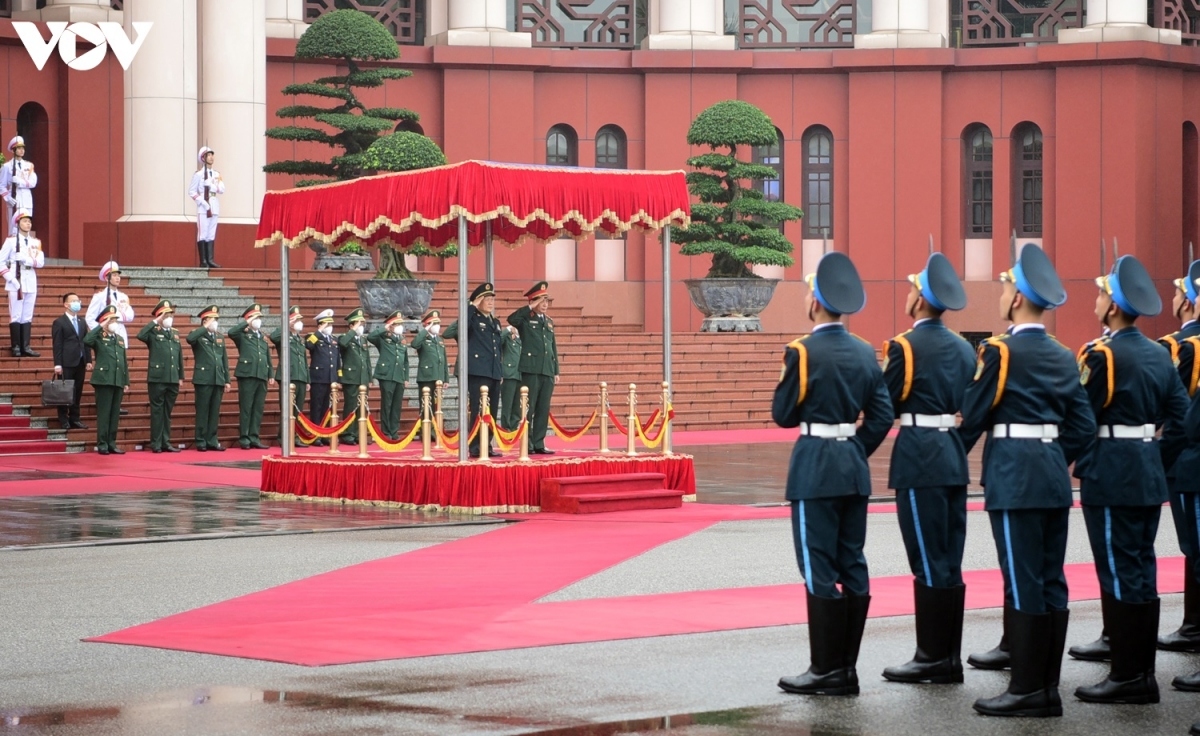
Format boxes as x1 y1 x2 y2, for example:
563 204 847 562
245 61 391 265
0 209 43 357
0 136 37 236
188 146 224 269
86 261 135 349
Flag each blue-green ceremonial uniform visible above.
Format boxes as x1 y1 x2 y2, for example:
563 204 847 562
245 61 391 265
137 303 184 453
338 310 372 444
187 309 229 452
771 252 892 699
84 309 129 454
500 327 523 430
509 282 559 454
228 308 274 449
366 315 410 441
445 287 505 457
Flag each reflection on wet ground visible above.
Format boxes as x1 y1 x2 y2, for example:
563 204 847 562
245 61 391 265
0 488 501 549
0 469 91 482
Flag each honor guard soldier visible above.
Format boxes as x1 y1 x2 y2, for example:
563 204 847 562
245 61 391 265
508 282 560 455
271 306 309 430
881 251 976 686
1158 258 1200 659
771 252 893 697
229 304 275 450
366 310 409 442
0 209 43 357
85 305 129 455
338 308 372 444
500 324 523 431
445 283 505 457
960 243 1096 718
1068 252 1189 705
188 146 224 268
412 309 448 413
0 136 37 235
86 261 135 349
187 305 230 452
306 310 340 445
137 300 185 453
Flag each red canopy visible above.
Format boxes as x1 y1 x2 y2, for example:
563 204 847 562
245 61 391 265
254 159 691 251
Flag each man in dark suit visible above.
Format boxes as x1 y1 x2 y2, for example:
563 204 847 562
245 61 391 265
51 291 91 430
771 252 893 697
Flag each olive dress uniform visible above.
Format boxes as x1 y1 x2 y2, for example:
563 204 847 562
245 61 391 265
270 307 309 428
1158 259 1200 656
881 253 976 686
228 305 274 449
412 310 449 412
366 311 410 441
445 285 505 457
187 306 230 451
84 306 129 455
306 310 340 433
960 244 1097 718
136 301 184 453
338 309 372 444
508 282 559 454
771 253 893 698
500 327 523 430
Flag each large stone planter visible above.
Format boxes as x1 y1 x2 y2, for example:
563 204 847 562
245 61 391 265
313 253 374 271
683 277 781 332
355 278 436 320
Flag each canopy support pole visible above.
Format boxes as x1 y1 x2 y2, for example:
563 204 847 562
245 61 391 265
485 220 494 284
662 225 671 448
458 214 470 463
279 239 291 458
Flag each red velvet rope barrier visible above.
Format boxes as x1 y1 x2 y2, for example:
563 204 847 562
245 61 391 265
605 408 661 437
547 411 598 441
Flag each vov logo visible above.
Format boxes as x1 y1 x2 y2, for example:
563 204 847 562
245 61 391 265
14 22 152 71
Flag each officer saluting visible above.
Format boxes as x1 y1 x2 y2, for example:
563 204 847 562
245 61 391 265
338 308 372 444
960 244 1096 718
271 306 309 429
228 304 275 450
412 309 448 413
187 305 230 452
136 300 184 453
85 305 129 455
445 283 505 458
1158 258 1200 659
305 310 340 446
772 252 893 697
1068 250 1188 705
881 249 976 686
508 282 560 455
366 310 409 442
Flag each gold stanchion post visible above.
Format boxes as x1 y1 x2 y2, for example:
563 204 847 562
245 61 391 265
598 381 610 453
434 380 444 448
626 383 637 456
519 386 531 462
357 385 369 459
287 383 296 454
420 386 433 461
327 383 341 455
661 381 672 456
477 384 491 463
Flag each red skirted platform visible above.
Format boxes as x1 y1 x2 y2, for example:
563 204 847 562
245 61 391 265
260 452 696 513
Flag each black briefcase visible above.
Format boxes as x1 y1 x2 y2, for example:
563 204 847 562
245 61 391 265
41 377 75 407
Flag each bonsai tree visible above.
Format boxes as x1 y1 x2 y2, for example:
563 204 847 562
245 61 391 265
673 100 802 278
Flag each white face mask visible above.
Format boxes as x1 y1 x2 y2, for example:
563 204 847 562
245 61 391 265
320 324 333 336
207 320 219 333
250 318 262 331
353 324 364 336
104 320 116 333
162 317 173 330
292 321 304 332
391 324 404 336
428 324 440 336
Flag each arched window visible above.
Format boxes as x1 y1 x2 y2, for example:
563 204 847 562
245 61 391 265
394 120 424 135
752 127 784 202
963 125 993 237
801 126 832 239
595 125 627 169
546 124 578 166
1012 123 1043 237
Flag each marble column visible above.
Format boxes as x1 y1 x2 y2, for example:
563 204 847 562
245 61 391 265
644 0 736 50
199 0 267 223
854 0 945 47
14 0 120 22
266 0 307 39
121 0 198 223
427 0 531 47
1058 0 1180 43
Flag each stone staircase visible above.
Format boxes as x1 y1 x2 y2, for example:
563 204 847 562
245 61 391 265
0 394 83 455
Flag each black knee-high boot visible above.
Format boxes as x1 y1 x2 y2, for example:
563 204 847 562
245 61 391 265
9 322 21 357
206 240 220 269
20 322 38 357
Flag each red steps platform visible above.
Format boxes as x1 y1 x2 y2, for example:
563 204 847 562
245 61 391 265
540 473 684 513
0 401 69 455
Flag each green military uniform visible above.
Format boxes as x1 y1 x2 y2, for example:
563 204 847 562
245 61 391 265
500 326 523 430
270 306 309 430
187 305 229 451
228 304 274 449
412 309 449 413
136 300 184 453
84 305 129 455
366 310 410 441
338 308 372 443
508 282 559 453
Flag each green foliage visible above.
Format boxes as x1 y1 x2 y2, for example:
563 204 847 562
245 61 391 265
360 132 447 172
364 107 419 122
334 241 368 255
294 9 400 61
673 100 802 278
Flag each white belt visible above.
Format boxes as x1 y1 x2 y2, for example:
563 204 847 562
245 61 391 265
1098 424 1156 441
801 422 856 440
993 424 1059 443
900 413 957 431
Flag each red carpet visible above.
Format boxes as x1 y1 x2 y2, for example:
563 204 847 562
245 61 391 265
0 450 263 497
89 503 1186 666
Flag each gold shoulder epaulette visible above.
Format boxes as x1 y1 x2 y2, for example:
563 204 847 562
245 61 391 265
1161 334 1182 365
1183 336 1200 397
307 334 318 344
784 338 810 405
978 336 1010 409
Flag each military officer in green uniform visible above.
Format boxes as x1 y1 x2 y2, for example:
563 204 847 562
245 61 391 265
338 308 372 444
229 304 275 449
84 305 129 455
500 324 523 430
366 310 409 441
508 282 560 454
136 299 184 453
187 305 230 452
270 306 309 432
412 309 448 413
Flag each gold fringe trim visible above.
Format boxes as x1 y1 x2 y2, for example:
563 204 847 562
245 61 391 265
258 490 538 515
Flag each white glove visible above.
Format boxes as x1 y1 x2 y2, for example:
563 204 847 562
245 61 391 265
20 254 33 267
3 273 16 289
